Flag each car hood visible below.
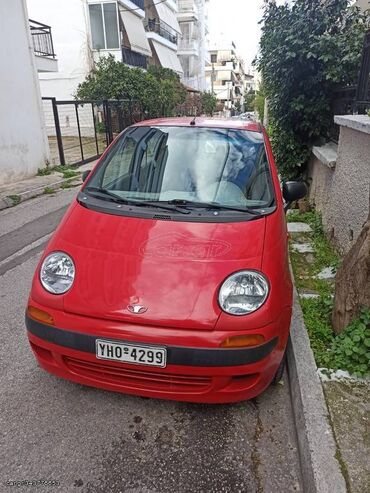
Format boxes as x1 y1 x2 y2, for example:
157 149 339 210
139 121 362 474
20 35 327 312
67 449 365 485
52 203 266 330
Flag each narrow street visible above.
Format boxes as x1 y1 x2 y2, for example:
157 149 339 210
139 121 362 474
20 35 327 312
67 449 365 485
0 188 303 493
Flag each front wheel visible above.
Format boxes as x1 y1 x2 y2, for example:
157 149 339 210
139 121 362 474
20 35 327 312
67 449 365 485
271 350 287 385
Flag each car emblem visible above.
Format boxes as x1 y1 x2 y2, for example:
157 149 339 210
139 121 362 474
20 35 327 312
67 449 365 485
127 304 148 314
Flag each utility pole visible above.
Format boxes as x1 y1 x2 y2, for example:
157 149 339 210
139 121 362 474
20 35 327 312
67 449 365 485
226 81 231 117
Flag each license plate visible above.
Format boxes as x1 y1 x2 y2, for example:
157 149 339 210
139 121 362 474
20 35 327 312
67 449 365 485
96 340 167 368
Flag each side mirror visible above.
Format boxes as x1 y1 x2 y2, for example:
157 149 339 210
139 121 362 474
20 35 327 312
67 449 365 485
82 170 91 182
282 181 308 210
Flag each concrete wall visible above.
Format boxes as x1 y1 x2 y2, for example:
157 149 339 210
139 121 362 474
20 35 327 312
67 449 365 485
0 0 50 186
308 116 370 254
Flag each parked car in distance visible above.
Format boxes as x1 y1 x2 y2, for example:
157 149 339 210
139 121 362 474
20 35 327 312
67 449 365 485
26 117 307 404
232 112 255 121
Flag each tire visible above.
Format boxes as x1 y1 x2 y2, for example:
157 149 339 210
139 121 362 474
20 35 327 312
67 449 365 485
271 350 287 385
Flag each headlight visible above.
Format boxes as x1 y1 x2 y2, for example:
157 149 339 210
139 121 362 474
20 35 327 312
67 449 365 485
219 270 269 315
40 252 75 294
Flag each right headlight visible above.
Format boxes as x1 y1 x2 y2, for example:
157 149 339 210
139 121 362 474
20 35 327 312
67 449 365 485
218 270 269 315
40 251 75 294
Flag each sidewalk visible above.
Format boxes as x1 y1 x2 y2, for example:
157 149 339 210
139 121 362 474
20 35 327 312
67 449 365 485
0 162 95 210
288 214 370 493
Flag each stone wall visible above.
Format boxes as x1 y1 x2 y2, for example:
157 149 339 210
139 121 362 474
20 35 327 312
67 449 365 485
307 115 370 254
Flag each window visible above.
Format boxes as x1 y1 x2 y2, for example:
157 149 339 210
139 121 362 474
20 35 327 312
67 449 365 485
211 54 217 63
89 2 119 50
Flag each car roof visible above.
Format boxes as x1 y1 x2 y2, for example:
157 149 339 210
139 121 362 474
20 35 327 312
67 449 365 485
132 117 262 133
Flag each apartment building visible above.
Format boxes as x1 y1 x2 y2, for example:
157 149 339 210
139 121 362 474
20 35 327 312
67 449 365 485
205 42 252 115
0 0 57 185
177 0 208 91
26 0 184 100
144 0 183 74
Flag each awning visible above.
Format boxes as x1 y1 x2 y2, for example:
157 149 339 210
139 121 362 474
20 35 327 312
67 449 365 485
151 40 184 74
155 2 181 34
119 8 152 57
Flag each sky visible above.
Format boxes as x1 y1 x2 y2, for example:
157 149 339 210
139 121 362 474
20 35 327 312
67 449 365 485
207 0 288 70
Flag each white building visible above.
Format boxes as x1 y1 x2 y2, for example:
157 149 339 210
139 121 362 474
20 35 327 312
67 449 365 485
26 0 184 100
177 0 209 91
145 0 183 75
0 0 57 185
205 42 254 115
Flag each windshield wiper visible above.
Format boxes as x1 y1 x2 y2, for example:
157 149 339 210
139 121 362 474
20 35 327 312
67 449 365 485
166 199 265 215
84 187 190 214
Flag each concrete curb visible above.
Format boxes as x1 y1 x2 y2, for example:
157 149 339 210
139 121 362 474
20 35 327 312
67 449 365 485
0 176 82 211
287 290 347 493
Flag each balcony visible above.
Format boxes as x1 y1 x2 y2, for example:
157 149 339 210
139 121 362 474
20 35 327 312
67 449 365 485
177 38 199 55
177 0 198 21
122 47 148 69
145 19 178 45
29 19 58 72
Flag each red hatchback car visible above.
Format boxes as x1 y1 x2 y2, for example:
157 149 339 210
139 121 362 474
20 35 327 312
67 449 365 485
26 118 306 403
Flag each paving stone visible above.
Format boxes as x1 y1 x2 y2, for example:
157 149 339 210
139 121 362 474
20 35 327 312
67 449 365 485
287 222 312 233
291 243 314 254
299 290 320 299
316 267 336 280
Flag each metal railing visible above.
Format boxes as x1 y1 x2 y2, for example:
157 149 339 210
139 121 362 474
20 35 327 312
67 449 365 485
328 29 370 142
29 19 56 58
177 38 198 53
178 0 197 13
145 19 178 44
355 28 370 113
122 47 147 69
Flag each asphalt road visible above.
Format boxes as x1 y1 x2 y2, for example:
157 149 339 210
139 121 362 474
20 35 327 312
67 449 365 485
0 188 303 493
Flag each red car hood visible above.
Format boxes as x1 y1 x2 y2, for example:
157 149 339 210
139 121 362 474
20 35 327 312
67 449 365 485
54 203 266 330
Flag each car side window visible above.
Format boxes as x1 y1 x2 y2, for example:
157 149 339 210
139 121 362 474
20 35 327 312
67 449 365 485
245 147 273 203
102 137 136 188
137 131 166 192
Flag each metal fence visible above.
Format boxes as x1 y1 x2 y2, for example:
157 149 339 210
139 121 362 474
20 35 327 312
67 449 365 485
42 98 145 166
329 29 370 143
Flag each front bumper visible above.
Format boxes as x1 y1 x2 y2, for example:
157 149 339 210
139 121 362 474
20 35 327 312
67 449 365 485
25 308 291 404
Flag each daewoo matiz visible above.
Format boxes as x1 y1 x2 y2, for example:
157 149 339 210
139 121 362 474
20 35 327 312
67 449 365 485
26 118 307 403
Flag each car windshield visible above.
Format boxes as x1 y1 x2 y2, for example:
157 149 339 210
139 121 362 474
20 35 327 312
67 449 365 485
87 126 275 209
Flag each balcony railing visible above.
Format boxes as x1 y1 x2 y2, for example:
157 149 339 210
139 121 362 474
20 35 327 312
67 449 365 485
145 19 178 44
29 19 56 58
178 0 197 13
122 47 147 69
130 0 145 9
178 38 198 53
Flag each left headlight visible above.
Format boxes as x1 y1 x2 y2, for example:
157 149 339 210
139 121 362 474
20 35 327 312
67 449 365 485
40 251 75 294
218 270 269 316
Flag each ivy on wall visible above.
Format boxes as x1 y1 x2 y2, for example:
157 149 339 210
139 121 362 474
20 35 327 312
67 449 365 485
256 0 369 178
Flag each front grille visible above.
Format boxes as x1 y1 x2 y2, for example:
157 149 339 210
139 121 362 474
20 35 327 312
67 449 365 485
64 356 211 393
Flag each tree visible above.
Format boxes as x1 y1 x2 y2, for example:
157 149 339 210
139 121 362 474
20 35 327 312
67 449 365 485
200 91 217 116
75 55 186 118
254 84 266 122
244 89 255 112
234 100 242 113
256 0 369 178
332 207 370 333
